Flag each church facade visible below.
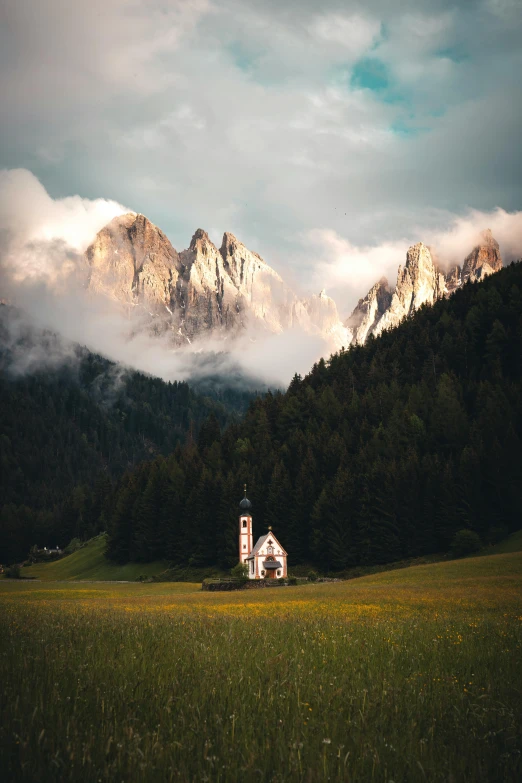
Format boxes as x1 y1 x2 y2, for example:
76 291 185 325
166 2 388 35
238 488 288 579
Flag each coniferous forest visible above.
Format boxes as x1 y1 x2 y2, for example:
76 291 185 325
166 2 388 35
104 261 522 570
2 262 522 570
0 307 245 564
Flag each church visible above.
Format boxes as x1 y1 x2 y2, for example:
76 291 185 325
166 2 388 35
238 487 288 579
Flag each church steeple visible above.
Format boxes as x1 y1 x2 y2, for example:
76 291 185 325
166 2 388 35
239 484 252 514
239 486 253 564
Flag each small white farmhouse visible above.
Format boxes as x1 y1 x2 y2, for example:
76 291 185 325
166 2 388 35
238 487 288 579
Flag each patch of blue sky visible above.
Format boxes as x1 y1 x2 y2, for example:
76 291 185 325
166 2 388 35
226 40 258 73
389 118 430 138
351 57 389 91
335 57 409 107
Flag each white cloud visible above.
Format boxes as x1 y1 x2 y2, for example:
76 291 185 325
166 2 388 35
0 168 128 283
0 0 520 329
0 169 127 251
308 207 522 315
428 208 522 268
307 230 407 312
1 170 521 386
308 13 380 55
0 170 332 386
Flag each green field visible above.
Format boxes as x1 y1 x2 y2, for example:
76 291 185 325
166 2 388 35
20 535 168 581
19 530 522 586
1 552 521 782
484 529 522 555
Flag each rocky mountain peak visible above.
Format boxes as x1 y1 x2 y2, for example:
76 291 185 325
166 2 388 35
462 229 502 284
345 277 392 345
445 264 462 295
479 228 499 248
302 289 352 348
85 213 349 346
220 232 268 272
363 241 446 338
84 211 510 356
347 229 505 344
85 212 180 311
189 228 214 252
220 231 240 254
218 230 283 325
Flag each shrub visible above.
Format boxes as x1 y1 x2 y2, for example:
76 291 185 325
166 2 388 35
65 538 83 555
451 529 482 557
287 576 297 586
6 564 21 579
308 570 318 582
230 562 249 582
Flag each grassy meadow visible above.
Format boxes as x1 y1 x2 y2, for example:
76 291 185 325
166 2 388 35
1 553 521 782
20 535 169 582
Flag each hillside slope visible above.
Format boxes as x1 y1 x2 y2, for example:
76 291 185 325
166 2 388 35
104 262 522 570
484 529 522 555
20 536 168 581
18 530 521 584
0 306 241 564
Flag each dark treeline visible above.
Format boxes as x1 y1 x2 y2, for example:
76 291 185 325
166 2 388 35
104 261 522 571
0 309 245 563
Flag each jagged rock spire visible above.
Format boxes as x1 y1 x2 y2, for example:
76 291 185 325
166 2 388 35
462 229 502 283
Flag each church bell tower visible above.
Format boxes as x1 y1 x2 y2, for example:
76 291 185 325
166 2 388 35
239 485 253 564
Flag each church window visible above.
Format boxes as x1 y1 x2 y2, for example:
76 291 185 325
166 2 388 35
250 561 254 574
242 519 247 528
267 546 273 554
243 544 246 549
261 570 265 576
277 570 281 577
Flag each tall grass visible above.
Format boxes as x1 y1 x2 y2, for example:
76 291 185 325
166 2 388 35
20 535 168 582
1 553 521 782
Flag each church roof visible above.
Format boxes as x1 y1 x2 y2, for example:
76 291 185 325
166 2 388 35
250 533 269 556
263 560 282 570
248 532 288 558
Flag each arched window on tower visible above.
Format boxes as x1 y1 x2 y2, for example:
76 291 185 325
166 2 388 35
242 519 247 528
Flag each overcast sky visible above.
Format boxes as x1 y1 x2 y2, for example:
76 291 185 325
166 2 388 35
1 0 521 308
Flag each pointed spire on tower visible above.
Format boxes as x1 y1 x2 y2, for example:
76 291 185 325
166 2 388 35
239 486 252 512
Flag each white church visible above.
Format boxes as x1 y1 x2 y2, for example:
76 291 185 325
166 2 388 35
239 487 288 579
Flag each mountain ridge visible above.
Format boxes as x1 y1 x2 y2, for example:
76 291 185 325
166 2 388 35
101 258 522 569
85 214 507 352
85 213 352 349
